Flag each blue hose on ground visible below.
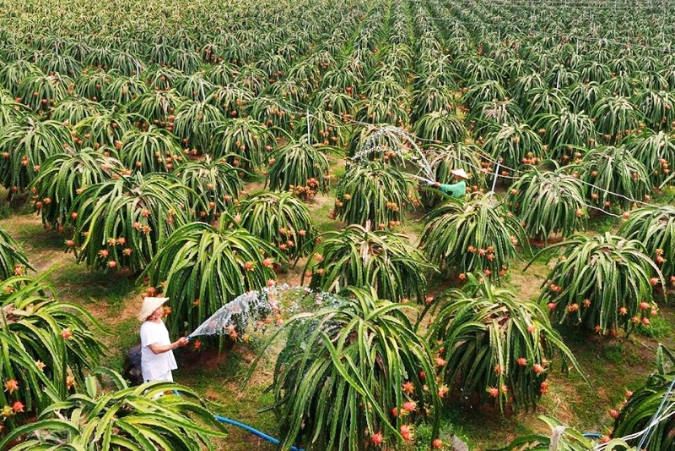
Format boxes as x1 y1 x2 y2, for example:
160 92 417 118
213 415 303 451
171 390 303 451
583 432 602 438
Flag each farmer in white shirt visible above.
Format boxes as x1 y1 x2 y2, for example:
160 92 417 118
138 297 189 383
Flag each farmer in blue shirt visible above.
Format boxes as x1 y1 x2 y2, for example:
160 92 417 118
428 168 469 198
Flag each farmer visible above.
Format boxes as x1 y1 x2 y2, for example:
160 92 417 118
138 297 189 383
427 168 470 198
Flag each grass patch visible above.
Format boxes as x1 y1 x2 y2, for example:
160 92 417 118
588 213 621 234
538 327 658 435
4 221 65 251
400 208 427 238
101 317 140 370
50 263 138 310
653 186 675 204
636 314 673 338
0 203 15 220
179 337 283 451
330 160 346 180
309 192 341 233
601 342 626 365
450 407 540 450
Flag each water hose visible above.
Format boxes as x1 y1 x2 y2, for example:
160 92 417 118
172 388 304 451
213 415 303 451
409 174 435 185
583 432 602 439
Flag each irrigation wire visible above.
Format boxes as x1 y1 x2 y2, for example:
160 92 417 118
197 52 672 214
591 382 675 449
636 376 675 450
304 108 666 212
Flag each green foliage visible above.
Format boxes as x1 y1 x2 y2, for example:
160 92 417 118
0 60 42 97
0 368 226 450
103 74 149 104
602 72 634 98
355 96 410 126
632 89 675 131
347 124 408 166
461 80 508 111
453 55 501 85
169 48 203 74
533 108 597 163
591 96 640 144
0 89 28 129
619 205 675 280
209 84 254 117
292 110 344 147
171 99 226 153
510 72 545 111
575 145 652 210
313 86 356 117
334 161 418 227
544 64 578 90
75 68 114 101
119 125 184 173
174 157 242 223
267 139 331 198
304 223 436 303
50 97 106 126
411 84 455 121
413 110 467 144
176 72 216 102
623 130 675 187
580 61 611 84
0 274 105 429
30 147 126 229
0 228 32 280
236 191 317 263
0 117 73 195
523 87 567 118
212 117 273 171
142 221 280 336
482 122 545 176
425 274 584 412
126 88 182 125
71 173 191 272
507 165 587 241
419 193 529 279
467 99 524 139
567 81 608 114
249 286 440 451
71 109 134 148
613 345 675 450
531 232 663 335
498 415 632 450
248 96 294 132
15 72 72 114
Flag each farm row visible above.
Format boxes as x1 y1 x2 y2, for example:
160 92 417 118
0 0 675 449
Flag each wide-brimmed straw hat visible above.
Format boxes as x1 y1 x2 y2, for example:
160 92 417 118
137 297 169 322
450 168 470 179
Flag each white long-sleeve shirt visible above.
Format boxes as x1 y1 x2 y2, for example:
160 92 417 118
140 320 178 382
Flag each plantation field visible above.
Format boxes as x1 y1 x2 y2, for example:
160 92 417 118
1 0 675 449
2 191 675 451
